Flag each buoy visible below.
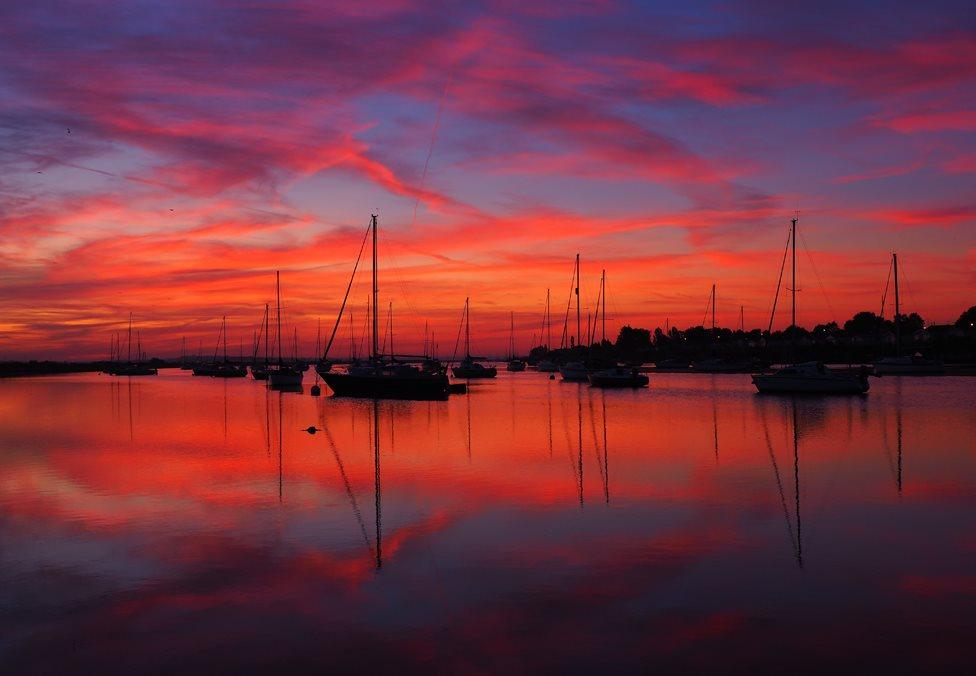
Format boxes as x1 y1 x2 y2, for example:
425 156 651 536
310 384 321 396
305 426 318 434
549 374 555 380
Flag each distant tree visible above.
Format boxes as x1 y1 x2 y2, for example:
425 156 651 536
899 312 924 334
615 326 651 353
813 321 839 335
956 306 976 328
844 311 890 335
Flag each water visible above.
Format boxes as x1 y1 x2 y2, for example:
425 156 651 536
1 370 974 673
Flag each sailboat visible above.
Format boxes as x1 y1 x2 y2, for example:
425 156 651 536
873 253 944 375
268 271 304 390
558 254 589 382
451 298 497 379
535 289 559 372
250 304 271 380
193 316 247 377
106 314 158 376
321 215 451 400
752 217 869 394
505 311 526 372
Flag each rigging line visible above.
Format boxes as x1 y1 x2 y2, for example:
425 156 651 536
880 256 893 319
448 302 466 366
798 230 837 325
560 259 576 348
319 418 372 551
322 219 371 359
411 66 455 227
899 262 921 316
701 287 713 328
767 226 792 334
760 403 799 557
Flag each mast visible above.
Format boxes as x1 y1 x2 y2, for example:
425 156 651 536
575 253 581 349
276 271 283 366
464 297 470 358
601 270 606 344
546 288 551 350
222 315 228 363
371 214 379 362
137 330 142 363
893 252 901 357
388 301 393 360
711 283 716 338
509 311 515 359
127 312 132 363
264 304 269 366
791 217 797 364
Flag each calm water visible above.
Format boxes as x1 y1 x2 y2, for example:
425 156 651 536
1 370 975 673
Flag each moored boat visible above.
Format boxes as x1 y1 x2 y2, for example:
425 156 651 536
589 366 648 388
753 217 868 396
451 298 497 379
319 214 454 400
560 361 589 382
872 253 945 376
752 361 869 394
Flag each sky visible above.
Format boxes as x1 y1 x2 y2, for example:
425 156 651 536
0 0 974 359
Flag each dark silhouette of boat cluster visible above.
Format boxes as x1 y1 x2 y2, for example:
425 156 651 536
15 213 962 398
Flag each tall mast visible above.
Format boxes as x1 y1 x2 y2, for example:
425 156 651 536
575 253 581 349
465 298 471 357
791 217 797 364
893 252 901 357
127 312 132 363
546 288 551 350
509 311 515 359
388 301 393 360
711 283 716 337
223 315 228 362
276 271 283 365
371 214 379 361
264 303 269 365
601 270 606 343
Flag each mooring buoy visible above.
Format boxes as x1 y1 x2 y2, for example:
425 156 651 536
310 384 321 396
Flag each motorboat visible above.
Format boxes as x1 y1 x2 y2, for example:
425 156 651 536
560 361 589 382
752 361 869 394
874 354 945 376
589 366 648 388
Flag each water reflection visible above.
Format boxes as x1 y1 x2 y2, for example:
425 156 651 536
1 371 975 671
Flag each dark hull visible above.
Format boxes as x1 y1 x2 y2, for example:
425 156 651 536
106 365 158 376
589 374 648 388
451 366 497 379
322 372 450 400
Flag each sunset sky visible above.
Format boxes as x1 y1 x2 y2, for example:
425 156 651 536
1 0 974 359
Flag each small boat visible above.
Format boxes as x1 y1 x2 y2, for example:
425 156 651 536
536 359 558 372
451 298 497 379
654 358 690 371
195 316 247 377
873 253 945 376
268 271 305 390
250 366 269 380
453 356 497 379
505 312 526 371
691 357 763 373
753 217 868 396
106 314 158 376
589 366 648 388
111 363 158 376
559 361 589 382
874 354 945 376
753 361 868 394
